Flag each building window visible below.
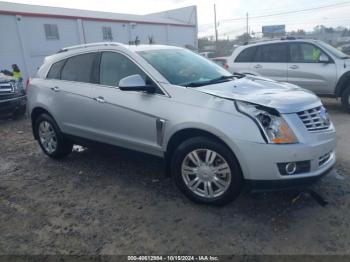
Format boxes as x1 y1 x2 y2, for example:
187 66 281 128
102 26 113 41
44 24 59 40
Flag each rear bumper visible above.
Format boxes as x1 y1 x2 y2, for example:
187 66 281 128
0 95 26 116
246 164 335 192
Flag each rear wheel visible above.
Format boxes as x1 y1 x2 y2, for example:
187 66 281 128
341 87 350 113
34 114 73 159
171 137 243 205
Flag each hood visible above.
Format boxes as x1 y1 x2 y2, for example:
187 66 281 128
195 75 321 114
0 73 15 83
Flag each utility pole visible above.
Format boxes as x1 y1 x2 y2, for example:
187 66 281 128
214 4 218 45
246 12 249 42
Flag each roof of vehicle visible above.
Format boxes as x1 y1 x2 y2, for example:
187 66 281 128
242 38 320 48
211 57 228 60
0 73 15 82
45 42 183 63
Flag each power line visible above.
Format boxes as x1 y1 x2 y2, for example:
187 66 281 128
203 17 350 38
220 1 350 22
248 16 350 25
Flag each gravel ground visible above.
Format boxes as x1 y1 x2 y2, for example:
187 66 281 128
0 98 349 256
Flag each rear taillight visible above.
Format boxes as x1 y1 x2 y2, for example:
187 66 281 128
26 78 31 90
224 63 229 69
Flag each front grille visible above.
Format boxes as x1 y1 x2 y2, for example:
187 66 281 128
319 152 331 166
297 106 330 132
0 82 14 95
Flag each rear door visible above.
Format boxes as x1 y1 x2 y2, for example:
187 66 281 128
50 52 99 137
250 43 288 82
287 42 337 94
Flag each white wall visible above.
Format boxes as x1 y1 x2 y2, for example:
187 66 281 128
0 15 26 77
168 26 197 47
19 16 81 77
129 23 168 44
83 20 130 43
0 13 197 80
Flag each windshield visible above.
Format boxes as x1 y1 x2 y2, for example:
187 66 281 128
138 49 232 86
317 41 349 59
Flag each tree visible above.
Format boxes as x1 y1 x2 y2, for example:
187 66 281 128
235 33 252 44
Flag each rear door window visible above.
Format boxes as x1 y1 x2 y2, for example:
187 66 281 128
235 47 256 62
47 59 66 80
61 53 98 83
254 44 287 63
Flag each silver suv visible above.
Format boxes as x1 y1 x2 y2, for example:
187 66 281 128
228 39 350 111
28 43 336 205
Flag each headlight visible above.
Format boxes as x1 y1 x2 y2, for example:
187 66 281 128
235 101 298 144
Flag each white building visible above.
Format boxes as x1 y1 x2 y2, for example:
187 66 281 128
0 1 198 80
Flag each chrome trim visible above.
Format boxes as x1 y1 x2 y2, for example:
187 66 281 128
0 95 26 103
156 118 166 146
297 106 331 132
58 42 122 53
44 49 171 98
319 151 332 167
0 82 14 94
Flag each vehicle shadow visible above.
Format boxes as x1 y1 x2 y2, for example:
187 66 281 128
61 144 346 220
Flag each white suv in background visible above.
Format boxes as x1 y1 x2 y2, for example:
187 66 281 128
227 39 350 111
28 43 336 205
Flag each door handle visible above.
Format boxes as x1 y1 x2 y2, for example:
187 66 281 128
93 96 106 103
289 65 299 69
254 64 262 69
50 86 60 92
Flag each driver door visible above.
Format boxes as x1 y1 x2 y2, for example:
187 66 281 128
86 51 166 154
287 42 337 94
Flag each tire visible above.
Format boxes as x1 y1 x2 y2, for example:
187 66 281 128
34 113 73 159
171 136 243 206
341 87 350 113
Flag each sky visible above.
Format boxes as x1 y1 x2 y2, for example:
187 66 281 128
5 0 350 39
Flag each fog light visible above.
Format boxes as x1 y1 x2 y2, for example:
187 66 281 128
277 161 310 176
285 162 297 175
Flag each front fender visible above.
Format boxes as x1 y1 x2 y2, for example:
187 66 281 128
335 71 350 96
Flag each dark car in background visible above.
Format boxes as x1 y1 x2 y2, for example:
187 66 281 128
0 75 26 118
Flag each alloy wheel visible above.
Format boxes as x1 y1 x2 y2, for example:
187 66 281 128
38 121 57 154
181 149 232 199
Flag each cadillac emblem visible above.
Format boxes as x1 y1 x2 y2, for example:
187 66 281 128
319 106 330 126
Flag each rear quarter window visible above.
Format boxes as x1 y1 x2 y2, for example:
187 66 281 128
46 59 66 79
235 47 256 62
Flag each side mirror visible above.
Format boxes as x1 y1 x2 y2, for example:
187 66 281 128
118 74 155 93
319 54 330 63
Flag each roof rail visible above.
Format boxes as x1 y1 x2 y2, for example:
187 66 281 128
57 42 122 53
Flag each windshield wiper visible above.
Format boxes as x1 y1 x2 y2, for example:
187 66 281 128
185 75 236 87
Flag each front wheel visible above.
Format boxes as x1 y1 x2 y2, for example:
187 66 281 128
341 87 350 113
171 137 243 206
34 114 73 159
